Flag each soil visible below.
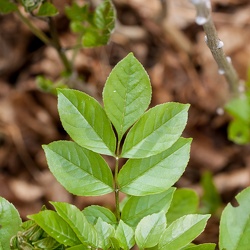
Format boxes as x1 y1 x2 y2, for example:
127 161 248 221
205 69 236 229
0 0 250 246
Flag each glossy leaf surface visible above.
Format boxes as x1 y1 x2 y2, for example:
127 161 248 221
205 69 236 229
57 89 116 156
28 210 81 246
158 214 210 250
135 211 166 249
121 103 189 158
121 188 175 227
43 141 113 196
103 53 151 140
118 138 191 195
51 202 98 247
219 187 250 250
0 197 21 250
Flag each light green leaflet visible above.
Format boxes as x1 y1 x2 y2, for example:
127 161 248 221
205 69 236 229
166 188 199 224
118 138 191 196
158 214 210 250
51 202 98 248
103 53 151 140
94 218 115 249
82 205 116 225
121 102 190 158
57 89 116 156
0 197 21 250
121 188 175 227
135 211 166 249
43 141 113 196
115 220 135 250
28 210 81 246
219 187 250 250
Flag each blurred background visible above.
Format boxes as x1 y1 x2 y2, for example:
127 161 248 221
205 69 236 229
0 0 250 244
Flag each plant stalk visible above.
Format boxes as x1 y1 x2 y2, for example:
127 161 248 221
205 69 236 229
191 0 240 97
114 141 121 222
16 8 51 45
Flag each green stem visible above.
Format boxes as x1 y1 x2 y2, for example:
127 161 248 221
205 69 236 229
48 17 73 74
16 8 51 45
114 140 121 222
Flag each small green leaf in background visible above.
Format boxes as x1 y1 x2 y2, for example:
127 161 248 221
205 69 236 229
82 205 116 225
182 243 216 250
43 141 114 196
0 197 21 250
118 138 191 196
200 171 221 214
219 187 250 250
0 0 17 14
94 218 115 249
115 220 135 250
225 92 250 144
103 53 152 140
158 214 210 250
135 211 166 249
57 89 116 156
28 210 81 246
37 2 58 17
227 119 250 144
65 2 88 22
21 0 43 12
51 202 98 248
121 103 190 158
166 188 199 224
121 188 175 227
82 0 116 47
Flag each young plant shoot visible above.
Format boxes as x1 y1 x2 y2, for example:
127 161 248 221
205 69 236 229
1 54 250 249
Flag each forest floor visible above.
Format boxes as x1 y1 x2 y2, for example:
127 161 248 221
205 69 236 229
0 0 250 245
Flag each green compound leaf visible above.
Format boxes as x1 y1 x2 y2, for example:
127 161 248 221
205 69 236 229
166 188 199 224
135 211 166 249
0 0 17 14
28 210 81 247
57 89 116 156
83 205 116 225
51 202 98 248
219 187 250 250
158 214 210 250
121 188 175 227
182 243 216 250
103 53 152 140
121 103 190 158
0 197 21 250
118 138 191 196
43 141 113 196
37 2 58 17
82 0 115 47
94 218 115 249
115 220 135 250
